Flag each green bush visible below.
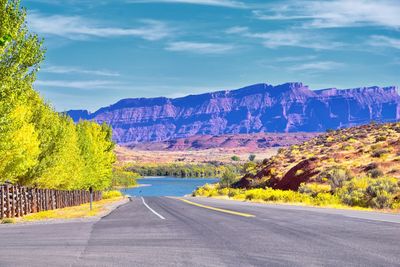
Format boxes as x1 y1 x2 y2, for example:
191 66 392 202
337 176 400 208
318 166 352 190
231 155 240 161
366 177 399 208
298 183 331 197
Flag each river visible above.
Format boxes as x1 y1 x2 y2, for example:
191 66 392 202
121 177 219 197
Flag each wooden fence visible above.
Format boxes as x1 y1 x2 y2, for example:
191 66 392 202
0 184 102 219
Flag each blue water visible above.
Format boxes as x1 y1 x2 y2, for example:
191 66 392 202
121 177 219 197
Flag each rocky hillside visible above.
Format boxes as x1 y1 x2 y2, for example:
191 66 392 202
235 122 400 191
67 82 399 144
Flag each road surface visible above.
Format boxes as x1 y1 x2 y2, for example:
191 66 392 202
0 197 399 266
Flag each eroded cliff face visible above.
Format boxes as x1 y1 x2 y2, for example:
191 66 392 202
67 82 400 144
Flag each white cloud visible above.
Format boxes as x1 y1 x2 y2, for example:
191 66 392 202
368 35 400 49
253 0 400 29
42 66 120 77
289 61 343 71
226 27 342 50
35 80 123 90
275 55 317 62
128 0 247 9
28 13 173 41
165 41 235 54
225 26 249 34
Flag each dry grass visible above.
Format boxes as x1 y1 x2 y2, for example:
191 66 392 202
16 196 125 222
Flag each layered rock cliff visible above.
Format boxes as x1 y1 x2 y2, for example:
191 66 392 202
67 82 400 144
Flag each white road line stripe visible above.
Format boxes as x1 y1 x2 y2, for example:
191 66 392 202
141 197 166 220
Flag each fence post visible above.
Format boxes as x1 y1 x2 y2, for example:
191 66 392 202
0 185 4 219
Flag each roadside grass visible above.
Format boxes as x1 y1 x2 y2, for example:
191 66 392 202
1 218 15 224
15 191 124 222
194 184 400 213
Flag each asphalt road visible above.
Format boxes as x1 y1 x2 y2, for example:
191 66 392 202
0 197 399 267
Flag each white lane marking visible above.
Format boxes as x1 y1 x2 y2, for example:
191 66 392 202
141 197 166 220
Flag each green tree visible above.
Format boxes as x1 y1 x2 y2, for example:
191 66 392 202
77 121 116 190
231 155 240 161
0 0 44 184
220 169 237 188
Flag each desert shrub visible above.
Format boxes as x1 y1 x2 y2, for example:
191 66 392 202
298 183 331 197
368 168 384 178
313 193 341 206
193 183 218 197
364 162 378 171
326 136 334 142
372 149 388 158
244 188 312 204
392 200 400 209
193 184 217 197
337 177 400 208
343 145 354 151
375 136 387 142
337 177 370 207
318 166 352 190
102 190 123 199
218 187 230 196
366 177 399 209
291 149 300 155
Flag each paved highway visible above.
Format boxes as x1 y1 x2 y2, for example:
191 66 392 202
0 197 399 266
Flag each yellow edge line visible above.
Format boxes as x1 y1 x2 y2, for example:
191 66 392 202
179 199 255 218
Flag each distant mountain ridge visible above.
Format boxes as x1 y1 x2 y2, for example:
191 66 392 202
67 82 400 144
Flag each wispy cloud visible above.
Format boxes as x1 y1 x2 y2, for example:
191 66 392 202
35 80 123 90
289 61 344 71
42 66 120 77
226 27 342 50
29 12 173 41
253 0 400 29
165 41 235 54
128 0 248 9
368 35 400 49
275 55 318 62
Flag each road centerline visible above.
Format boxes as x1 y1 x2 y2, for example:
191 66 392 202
141 197 166 220
179 198 255 218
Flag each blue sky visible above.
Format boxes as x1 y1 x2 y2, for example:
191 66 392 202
24 0 400 111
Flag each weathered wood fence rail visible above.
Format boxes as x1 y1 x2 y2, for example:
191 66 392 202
0 184 102 219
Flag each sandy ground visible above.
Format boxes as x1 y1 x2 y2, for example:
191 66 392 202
116 146 279 164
